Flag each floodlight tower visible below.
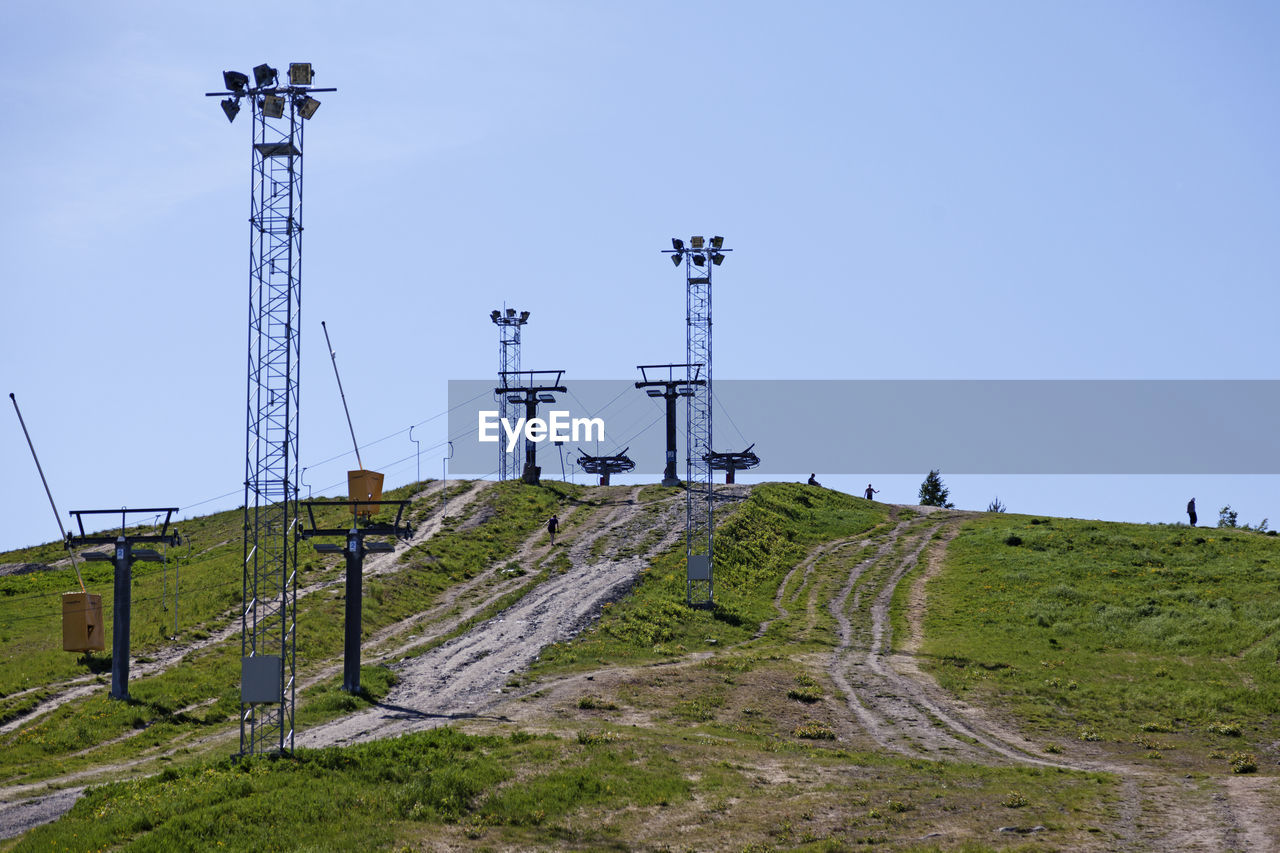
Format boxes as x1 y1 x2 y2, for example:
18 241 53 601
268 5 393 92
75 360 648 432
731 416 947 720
208 62 335 756
662 236 730 607
491 309 530 481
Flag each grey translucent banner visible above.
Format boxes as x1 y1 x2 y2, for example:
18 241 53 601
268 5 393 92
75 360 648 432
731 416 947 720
447 380 1280 475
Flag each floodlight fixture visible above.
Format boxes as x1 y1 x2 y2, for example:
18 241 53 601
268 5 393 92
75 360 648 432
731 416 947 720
297 97 320 120
671 253 683 266
288 62 314 85
690 236 705 249
537 393 556 403
692 253 706 266
519 310 530 322
711 252 725 265
221 98 241 123
223 70 249 94
647 389 664 397
490 309 501 321
253 63 278 88
262 95 285 118
710 236 724 249
506 308 516 318
507 395 523 403
672 238 685 251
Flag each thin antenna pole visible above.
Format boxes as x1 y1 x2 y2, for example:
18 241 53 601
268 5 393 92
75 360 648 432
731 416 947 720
9 393 85 592
321 321 363 470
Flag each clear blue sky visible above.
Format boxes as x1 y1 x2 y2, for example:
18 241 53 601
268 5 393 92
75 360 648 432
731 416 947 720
4 1 1279 552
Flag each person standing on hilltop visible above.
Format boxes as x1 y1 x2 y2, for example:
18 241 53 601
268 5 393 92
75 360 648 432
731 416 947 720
1187 498 1197 527
864 484 879 500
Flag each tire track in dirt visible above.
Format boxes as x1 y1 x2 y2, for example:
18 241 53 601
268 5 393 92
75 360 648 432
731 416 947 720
873 508 1278 851
0 480 482 737
296 487 687 748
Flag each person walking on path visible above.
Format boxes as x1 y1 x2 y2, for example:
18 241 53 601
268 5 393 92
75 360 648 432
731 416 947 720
1187 498 1197 527
807 473 821 487
864 484 879 501
547 514 559 545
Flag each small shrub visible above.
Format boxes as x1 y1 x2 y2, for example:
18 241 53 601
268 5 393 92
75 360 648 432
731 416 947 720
577 695 618 711
1005 535 1023 547
1001 791 1029 808
577 730 622 745
787 686 823 704
1079 728 1102 742
1229 751 1258 774
1043 743 1064 755
1207 721 1242 737
793 721 836 740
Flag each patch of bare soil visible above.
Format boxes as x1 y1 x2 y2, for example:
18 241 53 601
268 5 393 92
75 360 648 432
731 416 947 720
879 509 1280 851
297 486 687 748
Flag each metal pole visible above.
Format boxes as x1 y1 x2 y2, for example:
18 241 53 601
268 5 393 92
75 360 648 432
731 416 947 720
8 394 85 592
343 528 363 693
111 536 131 700
321 320 363 470
409 425 420 483
664 390 679 486
442 441 453 514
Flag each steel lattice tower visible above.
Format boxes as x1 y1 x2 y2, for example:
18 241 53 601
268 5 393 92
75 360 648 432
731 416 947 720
490 309 529 481
209 62 334 755
664 236 729 606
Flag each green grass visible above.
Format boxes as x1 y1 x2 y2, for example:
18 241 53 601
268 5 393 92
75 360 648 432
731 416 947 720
0 483 1138 851
922 514 1280 767
530 483 887 672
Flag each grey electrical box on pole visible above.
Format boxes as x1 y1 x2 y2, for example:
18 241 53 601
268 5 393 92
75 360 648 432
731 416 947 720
207 61 336 756
662 237 730 607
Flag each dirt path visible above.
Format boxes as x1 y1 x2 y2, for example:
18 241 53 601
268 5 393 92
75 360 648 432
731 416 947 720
817 504 1279 851
297 487 686 748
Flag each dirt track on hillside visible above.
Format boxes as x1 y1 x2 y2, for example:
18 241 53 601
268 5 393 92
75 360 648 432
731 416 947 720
3 489 1276 850
297 485 692 748
816 506 1278 852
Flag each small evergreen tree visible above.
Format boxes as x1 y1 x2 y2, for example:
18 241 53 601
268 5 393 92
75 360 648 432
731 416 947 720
987 497 1006 513
1218 505 1239 528
918 469 954 508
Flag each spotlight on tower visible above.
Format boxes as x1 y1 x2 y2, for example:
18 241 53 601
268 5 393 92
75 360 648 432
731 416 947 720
671 253 683 266
253 63 278 88
506 308 516 318
711 252 725 265
672 238 685 252
221 98 241 123
537 393 556 403
690 236 705 249
692 254 706 266
223 70 249 94
491 309 501 321
288 62 314 85
262 95 285 119
710 236 724 249
297 97 321 120
519 310 530 322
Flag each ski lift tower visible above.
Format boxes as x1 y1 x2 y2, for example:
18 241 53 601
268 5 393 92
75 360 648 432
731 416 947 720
663 236 730 607
491 309 530 481
208 62 335 756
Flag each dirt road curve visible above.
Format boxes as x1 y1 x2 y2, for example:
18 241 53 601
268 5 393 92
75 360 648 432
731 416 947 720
817 506 1278 852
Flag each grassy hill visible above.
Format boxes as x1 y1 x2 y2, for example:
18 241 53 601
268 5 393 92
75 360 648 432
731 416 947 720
0 483 1276 851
